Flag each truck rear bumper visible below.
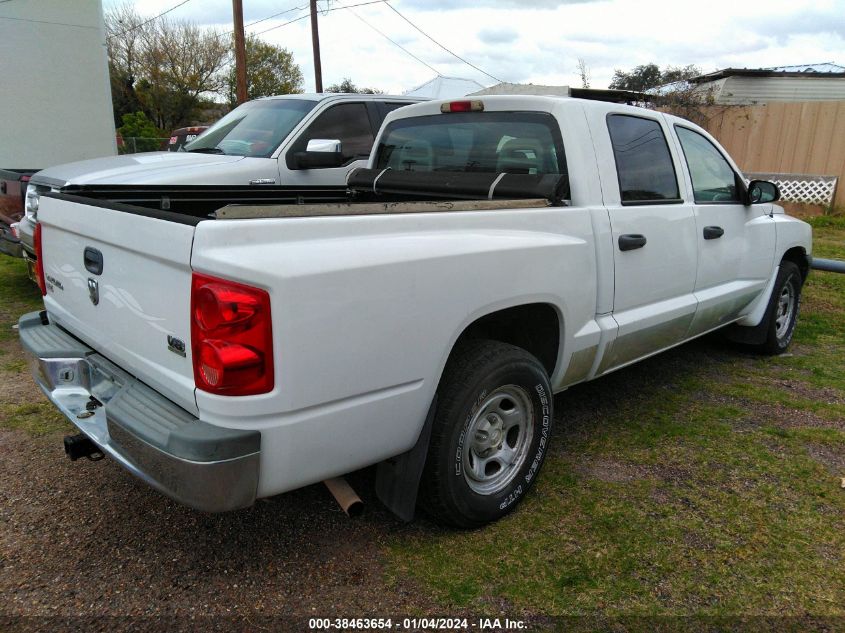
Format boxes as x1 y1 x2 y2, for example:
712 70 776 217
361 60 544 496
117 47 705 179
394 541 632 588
18 311 260 512
0 224 22 258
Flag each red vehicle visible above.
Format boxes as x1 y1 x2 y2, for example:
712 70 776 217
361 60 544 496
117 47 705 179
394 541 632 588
0 169 34 258
166 126 209 152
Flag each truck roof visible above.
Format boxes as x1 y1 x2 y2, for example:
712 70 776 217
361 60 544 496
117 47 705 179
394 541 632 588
384 94 656 118
380 94 707 134
257 93 427 103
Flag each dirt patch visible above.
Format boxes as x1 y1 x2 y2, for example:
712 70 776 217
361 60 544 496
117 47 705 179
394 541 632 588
573 457 687 484
804 443 845 477
743 403 844 432
768 378 845 406
574 457 647 482
0 367 43 406
0 334 39 405
702 386 845 432
0 427 434 621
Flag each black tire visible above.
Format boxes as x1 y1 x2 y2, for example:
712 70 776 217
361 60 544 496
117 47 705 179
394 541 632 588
750 260 803 355
419 339 553 528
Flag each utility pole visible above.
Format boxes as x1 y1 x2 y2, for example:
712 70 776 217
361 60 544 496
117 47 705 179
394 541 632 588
309 0 323 92
232 0 248 104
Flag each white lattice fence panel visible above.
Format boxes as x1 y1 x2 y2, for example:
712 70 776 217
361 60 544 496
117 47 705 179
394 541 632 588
746 173 838 206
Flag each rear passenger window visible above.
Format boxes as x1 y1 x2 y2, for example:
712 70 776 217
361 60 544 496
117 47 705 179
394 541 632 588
607 114 680 204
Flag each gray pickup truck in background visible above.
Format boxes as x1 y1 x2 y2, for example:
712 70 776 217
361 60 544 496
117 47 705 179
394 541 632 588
19 93 423 276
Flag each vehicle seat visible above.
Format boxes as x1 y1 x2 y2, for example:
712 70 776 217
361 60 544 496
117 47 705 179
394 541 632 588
395 141 433 171
496 138 545 174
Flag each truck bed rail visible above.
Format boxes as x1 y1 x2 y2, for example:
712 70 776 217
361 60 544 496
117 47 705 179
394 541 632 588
214 198 552 220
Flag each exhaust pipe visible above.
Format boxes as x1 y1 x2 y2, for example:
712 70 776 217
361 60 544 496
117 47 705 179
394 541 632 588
63 434 104 461
323 477 364 517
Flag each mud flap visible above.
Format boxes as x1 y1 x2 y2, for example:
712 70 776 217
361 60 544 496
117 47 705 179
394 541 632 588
375 396 437 522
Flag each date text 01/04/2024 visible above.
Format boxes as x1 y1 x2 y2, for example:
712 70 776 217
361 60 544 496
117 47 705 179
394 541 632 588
308 617 527 630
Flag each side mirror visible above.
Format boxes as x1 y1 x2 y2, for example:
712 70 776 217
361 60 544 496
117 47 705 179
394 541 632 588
306 138 341 153
747 179 780 204
293 138 345 169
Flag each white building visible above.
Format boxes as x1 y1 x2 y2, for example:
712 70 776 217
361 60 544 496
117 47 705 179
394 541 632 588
689 63 845 105
0 0 116 168
404 76 487 99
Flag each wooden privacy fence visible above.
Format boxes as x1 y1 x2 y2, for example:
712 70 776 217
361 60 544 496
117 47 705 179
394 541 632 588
697 101 845 208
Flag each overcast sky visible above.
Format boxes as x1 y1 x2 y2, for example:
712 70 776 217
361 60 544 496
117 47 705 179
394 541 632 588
104 0 845 94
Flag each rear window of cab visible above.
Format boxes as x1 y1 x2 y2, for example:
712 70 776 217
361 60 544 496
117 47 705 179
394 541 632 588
375 111 567 176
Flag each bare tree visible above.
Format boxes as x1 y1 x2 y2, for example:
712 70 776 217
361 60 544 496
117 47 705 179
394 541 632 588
576 58 591 89
105 3 148 124
105 6 230 131
137 18 230 128
654 83 723 128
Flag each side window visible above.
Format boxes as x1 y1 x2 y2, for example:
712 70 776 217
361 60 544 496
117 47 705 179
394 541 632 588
607 114 680 204
675 126 741 203
292 103 375 166
381 102 414 116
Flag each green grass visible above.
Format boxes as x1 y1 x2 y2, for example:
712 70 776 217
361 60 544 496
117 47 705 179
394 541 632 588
0 401 72 437
388 221 845 616
0 255 72 436
0 255 42 341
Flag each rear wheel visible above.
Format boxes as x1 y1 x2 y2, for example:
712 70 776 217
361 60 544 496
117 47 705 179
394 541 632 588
420 340 553 528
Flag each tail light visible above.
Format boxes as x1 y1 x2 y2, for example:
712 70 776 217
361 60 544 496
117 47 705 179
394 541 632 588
34 222 46 296
440 100 484 113
191 273 273 396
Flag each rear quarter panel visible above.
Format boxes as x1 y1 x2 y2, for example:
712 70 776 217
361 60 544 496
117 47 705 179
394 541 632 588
191 206 598 495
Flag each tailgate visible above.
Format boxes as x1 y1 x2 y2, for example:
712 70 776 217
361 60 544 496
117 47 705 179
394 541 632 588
38 193 200 415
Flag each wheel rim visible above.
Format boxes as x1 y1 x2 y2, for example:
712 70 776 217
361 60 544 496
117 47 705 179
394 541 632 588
774 281 796 339
462 385 534 495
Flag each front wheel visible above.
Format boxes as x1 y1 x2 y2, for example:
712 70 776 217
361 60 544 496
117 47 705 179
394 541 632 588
751 260 804 355
419 340 553 528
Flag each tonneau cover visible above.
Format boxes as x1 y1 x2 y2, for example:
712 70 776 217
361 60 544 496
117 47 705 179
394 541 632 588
347 168 569 203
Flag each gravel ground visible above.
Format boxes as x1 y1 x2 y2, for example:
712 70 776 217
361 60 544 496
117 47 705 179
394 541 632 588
0 423 437 630
0 278 441 629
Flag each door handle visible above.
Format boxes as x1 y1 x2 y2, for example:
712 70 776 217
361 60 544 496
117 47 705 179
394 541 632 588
703 226 724 240
618 234 647 251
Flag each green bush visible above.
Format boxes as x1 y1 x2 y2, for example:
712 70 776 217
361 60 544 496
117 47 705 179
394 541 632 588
118 111 164 153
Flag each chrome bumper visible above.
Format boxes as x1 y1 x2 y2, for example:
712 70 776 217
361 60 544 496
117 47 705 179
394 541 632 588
18 312 260 512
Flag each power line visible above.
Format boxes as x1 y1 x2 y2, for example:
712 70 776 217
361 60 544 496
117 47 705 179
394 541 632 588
383 2 503 83
109 0 194 40
211 5 306 42
346 7 442 76
253 11 311 35
0 14 98 29
252 0 388 35
245 5 306 29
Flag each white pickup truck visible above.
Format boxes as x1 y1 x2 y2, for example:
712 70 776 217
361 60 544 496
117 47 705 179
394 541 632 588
19 96 812 528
